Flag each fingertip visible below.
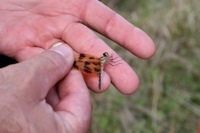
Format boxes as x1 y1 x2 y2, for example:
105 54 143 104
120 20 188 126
117 73 140 95
107 61 140 95
141 35 156 59
134 27 156 59
84 72 110 93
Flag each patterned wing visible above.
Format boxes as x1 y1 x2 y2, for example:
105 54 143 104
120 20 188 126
73 52 101 75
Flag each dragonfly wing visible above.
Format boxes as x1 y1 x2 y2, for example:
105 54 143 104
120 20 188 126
73 60 101 75
74 52 99 62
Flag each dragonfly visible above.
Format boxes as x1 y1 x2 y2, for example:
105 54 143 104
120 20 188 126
73 52 122 89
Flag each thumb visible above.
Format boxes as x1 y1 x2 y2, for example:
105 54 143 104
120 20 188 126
1 43 74 99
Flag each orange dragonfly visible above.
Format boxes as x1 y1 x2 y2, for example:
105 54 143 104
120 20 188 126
73 52 121 89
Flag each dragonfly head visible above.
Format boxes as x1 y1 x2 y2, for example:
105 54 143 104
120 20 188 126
100 52 110 64
103 52 109 57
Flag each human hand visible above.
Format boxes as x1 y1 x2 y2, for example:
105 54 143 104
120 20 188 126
0 0 155 94
0 44 91 133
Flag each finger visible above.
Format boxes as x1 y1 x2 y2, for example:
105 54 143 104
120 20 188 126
62 23 138 94
82 0 155 58
4 44 74 99
56 69 91 132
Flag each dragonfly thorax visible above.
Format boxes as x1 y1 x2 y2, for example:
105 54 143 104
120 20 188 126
100 52 110 64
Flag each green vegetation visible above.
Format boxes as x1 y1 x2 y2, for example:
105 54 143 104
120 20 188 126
90 0 200 133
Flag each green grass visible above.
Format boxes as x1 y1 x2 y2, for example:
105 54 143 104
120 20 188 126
90 0 200 133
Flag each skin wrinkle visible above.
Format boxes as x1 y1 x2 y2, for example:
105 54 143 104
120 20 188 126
104 12 119 37
78 35 100 54
58 104 89 133
61 22 79 45
1 1 25 11
81 0 110 36
62 22 101 54
77 0 87 22
104 13 134 49
54 113 69 133
57 112 76 133
56 104 77 132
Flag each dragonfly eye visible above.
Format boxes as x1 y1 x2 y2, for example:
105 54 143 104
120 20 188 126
103 52 109 57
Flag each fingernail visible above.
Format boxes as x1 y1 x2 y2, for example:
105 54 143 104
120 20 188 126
50 42 73 60
50 42 63 48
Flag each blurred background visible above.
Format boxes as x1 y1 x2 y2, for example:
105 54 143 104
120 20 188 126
90 0 200 133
